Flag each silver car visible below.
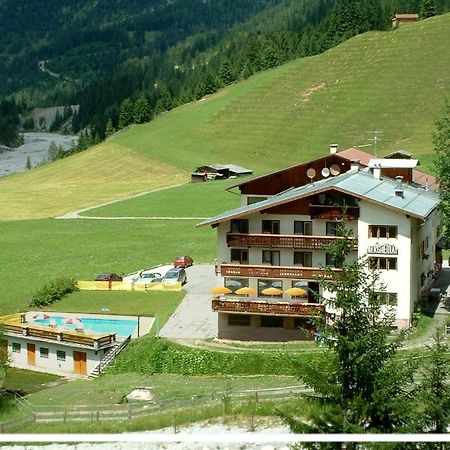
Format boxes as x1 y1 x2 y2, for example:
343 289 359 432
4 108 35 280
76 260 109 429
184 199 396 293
135 272 162 285
162 268 187 285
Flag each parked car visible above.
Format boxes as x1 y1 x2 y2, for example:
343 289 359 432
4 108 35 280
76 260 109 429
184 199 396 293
163 267 187 285
95 273 123 282
173 255 194 268
135 272 162 285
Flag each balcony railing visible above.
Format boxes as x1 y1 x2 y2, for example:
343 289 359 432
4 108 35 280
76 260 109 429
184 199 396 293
212 298 325 316
217 263 341 280
309 204 359 220
226 233 358 250
2 322 116 349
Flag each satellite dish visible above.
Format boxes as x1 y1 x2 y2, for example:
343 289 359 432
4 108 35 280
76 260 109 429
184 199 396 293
330 164 341 176
321 167 330 178
306 168 316 181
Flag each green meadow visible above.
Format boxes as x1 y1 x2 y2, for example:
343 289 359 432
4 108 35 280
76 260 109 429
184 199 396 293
0 14 448 221
0 16 448 429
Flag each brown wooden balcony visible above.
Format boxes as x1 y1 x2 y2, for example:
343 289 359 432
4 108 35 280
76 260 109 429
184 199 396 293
217 263 341 280
212 298 325 317
226 233 358 250
309 204 359 220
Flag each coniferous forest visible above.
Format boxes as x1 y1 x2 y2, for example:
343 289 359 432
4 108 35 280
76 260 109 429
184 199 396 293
1 0 449 147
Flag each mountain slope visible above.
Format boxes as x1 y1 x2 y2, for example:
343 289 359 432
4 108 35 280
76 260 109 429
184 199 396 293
0 13 449 220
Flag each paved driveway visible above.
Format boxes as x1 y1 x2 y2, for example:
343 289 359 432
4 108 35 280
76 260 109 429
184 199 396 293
159 264 219 339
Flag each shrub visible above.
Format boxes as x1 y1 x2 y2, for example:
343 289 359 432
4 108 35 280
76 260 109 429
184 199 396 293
29 278 78 308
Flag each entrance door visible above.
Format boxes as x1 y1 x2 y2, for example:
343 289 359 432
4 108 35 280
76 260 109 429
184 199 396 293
27 343 36 366
73 351 87 375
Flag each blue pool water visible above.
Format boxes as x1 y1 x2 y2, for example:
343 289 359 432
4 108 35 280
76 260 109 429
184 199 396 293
33 316 138 337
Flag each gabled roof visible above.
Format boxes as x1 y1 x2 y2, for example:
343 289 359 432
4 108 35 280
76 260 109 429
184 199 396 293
196 170 438 228
393 13 419 19
338 148 438 190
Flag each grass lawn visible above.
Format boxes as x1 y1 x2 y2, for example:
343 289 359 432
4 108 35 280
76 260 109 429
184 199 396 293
3 368 60 395
83 178 242 218
27 373 298 407
0 218 215 315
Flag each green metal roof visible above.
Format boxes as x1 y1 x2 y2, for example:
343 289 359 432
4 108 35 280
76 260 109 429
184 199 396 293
196 170 439 228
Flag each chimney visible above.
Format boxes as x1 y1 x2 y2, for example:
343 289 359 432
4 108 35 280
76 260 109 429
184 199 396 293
372 164 381 180
395 176 404 198
329 144 338 154
349 159 360 172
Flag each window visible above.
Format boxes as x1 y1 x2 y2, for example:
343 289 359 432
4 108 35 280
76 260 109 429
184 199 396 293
326 222 338 236
258 279 282 297
368 225 398 239
225 278 249 294
12 342 21 353
294 221 312 235
39 347 49 358
262 250 280 265
231 249 249 264
377 292 398 307
294 252 312 267
260 316 284 328
228 314 251 326
368 257 397 271
247 196 267 205
326 253 342 268
57 350 66 361
262 220 280 234
231 219 248 234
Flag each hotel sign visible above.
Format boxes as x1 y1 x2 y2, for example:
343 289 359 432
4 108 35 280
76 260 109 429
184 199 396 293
366 243 398 256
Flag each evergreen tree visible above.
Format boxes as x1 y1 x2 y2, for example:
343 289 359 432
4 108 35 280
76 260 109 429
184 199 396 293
26 156 32 170
421 0 436 18
118 98 134 129
418 327 450 434
218 59 235 87
133 95 152 124
433 101 450 241
154 87 173 114
262 45 279 69
281 226 416 443
105 118 116 137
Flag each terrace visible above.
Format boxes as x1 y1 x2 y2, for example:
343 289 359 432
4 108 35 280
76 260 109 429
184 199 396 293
0 313 116 350
212 298 324 317
226 232 358 250
216 263 341 280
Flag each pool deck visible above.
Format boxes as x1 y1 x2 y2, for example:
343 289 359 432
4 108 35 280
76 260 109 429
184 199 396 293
26 311 154 339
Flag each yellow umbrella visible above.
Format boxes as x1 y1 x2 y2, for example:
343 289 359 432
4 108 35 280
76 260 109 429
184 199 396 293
261 287 283 296
210 286 232 295
235 287 257 296
284 287 307 297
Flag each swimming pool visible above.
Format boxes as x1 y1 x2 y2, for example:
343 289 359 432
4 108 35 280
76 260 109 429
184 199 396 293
33 315 138 337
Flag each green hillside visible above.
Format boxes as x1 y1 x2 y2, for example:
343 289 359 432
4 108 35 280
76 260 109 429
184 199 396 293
1 13 449 220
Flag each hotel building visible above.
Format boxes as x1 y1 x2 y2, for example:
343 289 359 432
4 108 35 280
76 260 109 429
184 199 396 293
197 147 442 341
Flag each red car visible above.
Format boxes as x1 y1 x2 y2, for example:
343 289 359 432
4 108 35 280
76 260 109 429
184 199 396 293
173 255 193 268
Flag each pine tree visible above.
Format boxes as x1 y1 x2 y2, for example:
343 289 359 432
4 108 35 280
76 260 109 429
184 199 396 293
433 101 450 241
133 96 152 124
281 225 416 443
218 59 235 87
105 118 115 138
118 98 134 129
421 0 436 18
418 327 450 434
154 88 173 114
26 156 32 170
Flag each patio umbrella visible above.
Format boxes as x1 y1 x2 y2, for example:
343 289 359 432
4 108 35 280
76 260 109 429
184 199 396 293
235 287 257 296
261 287 283 296
33 313 50 320
64 317 82 325
210 286 232 295
284 287 307 297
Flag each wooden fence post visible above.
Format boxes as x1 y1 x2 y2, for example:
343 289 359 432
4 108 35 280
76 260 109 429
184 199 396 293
96 410 100 423
128 403 131 420
63 410 67 424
